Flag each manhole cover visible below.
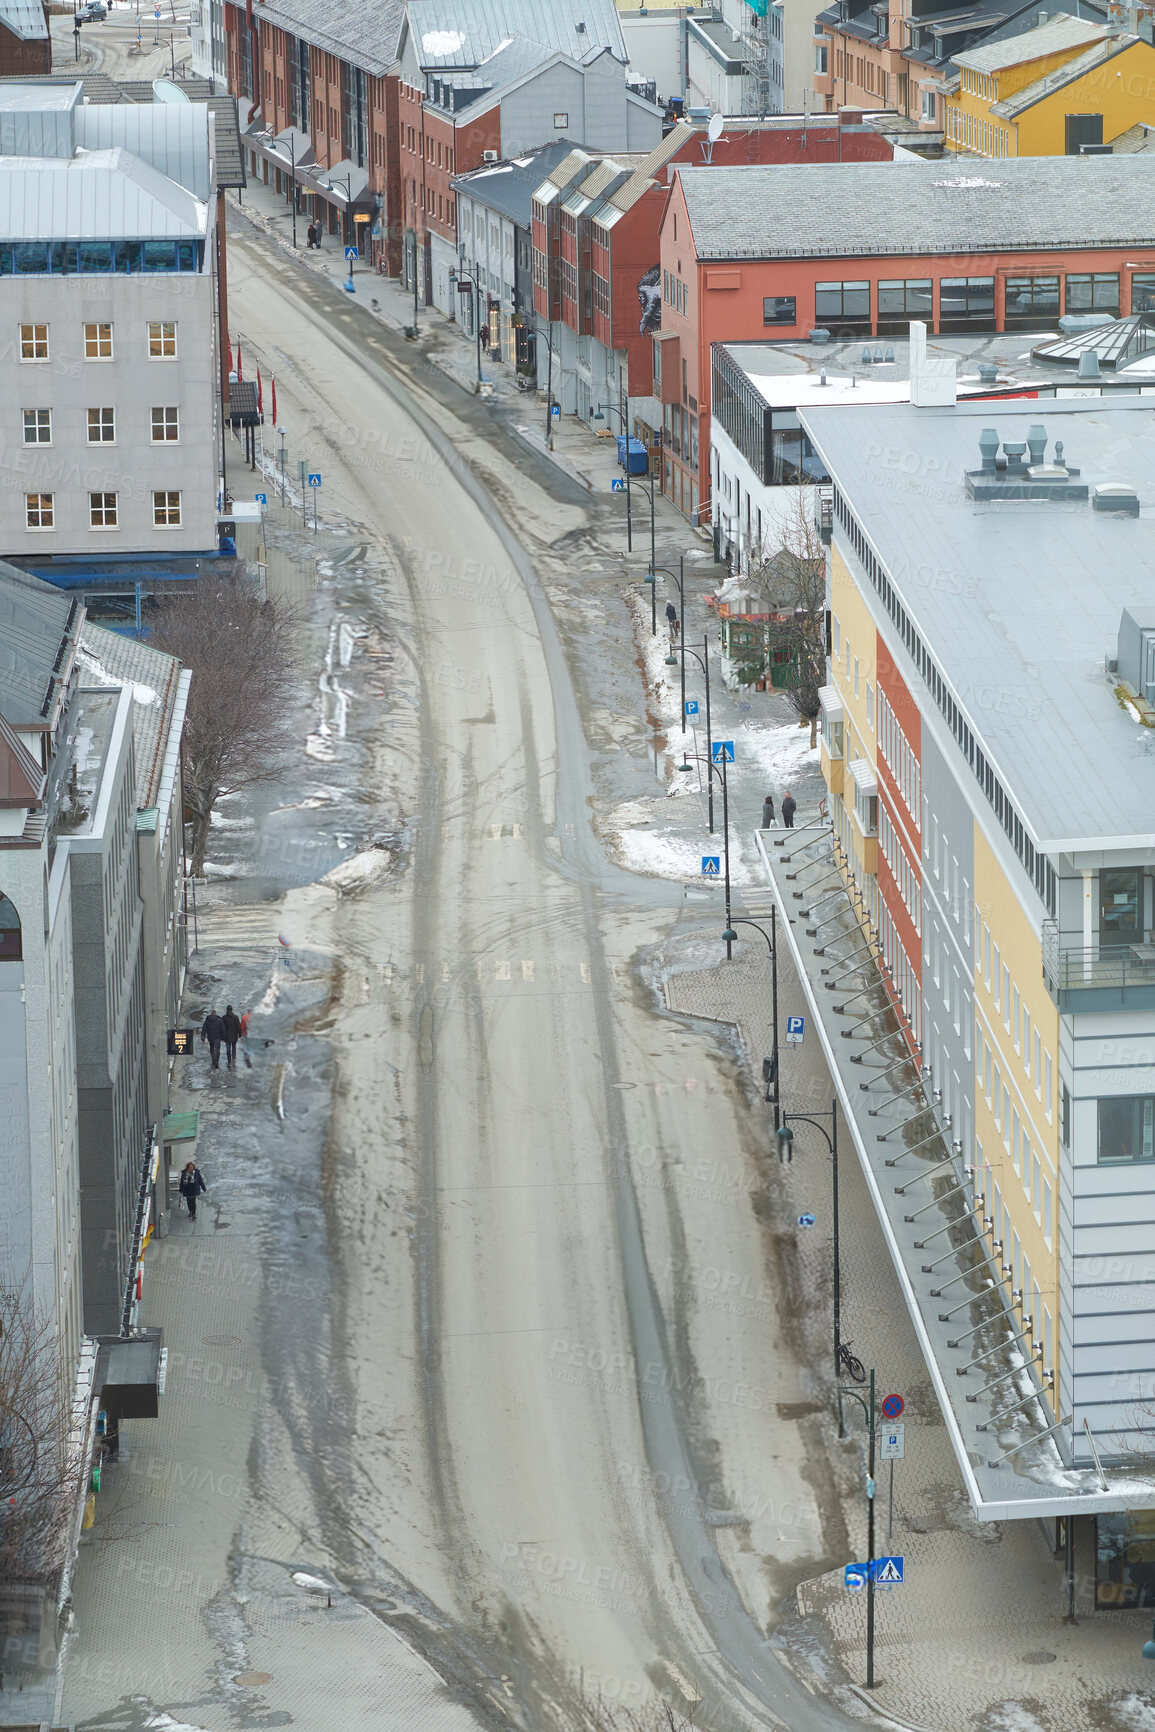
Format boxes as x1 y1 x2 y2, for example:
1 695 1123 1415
235 1672 273 1686
1020 1651 1057 1665
203 1334 241 1346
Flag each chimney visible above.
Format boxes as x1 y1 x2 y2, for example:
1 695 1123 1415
909 320 958 406
838 107 865 126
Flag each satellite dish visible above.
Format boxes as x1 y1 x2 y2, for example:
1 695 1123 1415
707 111 725 143
152 79 190 103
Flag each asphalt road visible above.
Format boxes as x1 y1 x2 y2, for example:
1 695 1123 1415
209 220 868 1732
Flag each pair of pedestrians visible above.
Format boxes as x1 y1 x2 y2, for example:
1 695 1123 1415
762 791 796 829
200 1005 246 1069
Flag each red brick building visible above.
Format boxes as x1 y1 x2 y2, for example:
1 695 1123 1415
658 151 1155 525
0 0 50 76
221 0 405 273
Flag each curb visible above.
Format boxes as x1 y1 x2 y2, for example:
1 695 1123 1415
846 1683 944 1732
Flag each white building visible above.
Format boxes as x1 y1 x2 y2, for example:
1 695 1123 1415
0 82 222 560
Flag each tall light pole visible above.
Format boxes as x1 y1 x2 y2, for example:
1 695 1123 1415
719 911 780 1129
776 1102 842 1415
669 636 712 825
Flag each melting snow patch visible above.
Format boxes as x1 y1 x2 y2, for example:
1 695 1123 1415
291 1570 332 1592
422 28 466 53
144 1713 215 1732
983 1707 1047 1732
934 175 1003 189
321 848 392 894
1114 1695 1155 1731
77 645 158 708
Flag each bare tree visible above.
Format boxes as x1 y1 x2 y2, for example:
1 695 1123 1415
734 487 828 745
0 1282 86 1590
149 579 299 874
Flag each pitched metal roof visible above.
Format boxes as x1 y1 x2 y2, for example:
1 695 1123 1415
75 102 213 199
0 564 80 728
0 77 245 187
252 0 407 74
677 156 1155 260
991 32 1139 116
78 626 183 809
409 0 627 70
0 0 47 42
431 35 556 117
451 138 580 222
954 9 1108 68
0 148 206 239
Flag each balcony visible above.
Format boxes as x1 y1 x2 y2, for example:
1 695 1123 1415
1043 922 1155 1012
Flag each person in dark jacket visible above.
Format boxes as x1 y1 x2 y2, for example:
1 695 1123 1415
782 790 797 829
665 601 679 641
222 1005 243 1070
761 794 775 828
178 1160 207 1220
201 1009 225 1069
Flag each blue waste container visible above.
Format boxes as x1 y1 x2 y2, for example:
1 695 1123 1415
615 435 649 476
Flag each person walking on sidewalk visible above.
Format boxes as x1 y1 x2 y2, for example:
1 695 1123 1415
666 601 680 642
761 794 776 828
306 222 318 250
222 1005 243 1070
179 1160 207 1220
782 790 797 829
201 1008 225 1069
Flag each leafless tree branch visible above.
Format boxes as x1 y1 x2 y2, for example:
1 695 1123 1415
148 579 300 874
0 1281 85 1586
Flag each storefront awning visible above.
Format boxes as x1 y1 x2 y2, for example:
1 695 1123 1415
162 1109 200 1143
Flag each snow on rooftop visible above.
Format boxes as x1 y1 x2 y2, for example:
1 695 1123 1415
422 29 466 55
745 371 912 408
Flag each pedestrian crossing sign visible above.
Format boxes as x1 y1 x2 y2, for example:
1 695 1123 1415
874 1556 904 1585
701 856 720 877
711 739 735 763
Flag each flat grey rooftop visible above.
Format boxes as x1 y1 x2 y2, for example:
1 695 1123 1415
678 155 1155 259
798 395 1155 852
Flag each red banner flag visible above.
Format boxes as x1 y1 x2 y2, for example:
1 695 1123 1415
226 334 233 375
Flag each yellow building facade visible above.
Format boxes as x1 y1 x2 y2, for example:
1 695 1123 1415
944 21 1155 157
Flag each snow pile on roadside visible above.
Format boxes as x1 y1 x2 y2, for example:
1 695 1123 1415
627 593 682 725
608 811 757 886
738 716 820 793
321 847 393 895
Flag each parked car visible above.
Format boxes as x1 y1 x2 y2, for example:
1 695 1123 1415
76 3 107 20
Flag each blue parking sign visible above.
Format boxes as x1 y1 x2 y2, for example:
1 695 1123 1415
685 699 699 718
785 1015 805 1044
254 492 267 505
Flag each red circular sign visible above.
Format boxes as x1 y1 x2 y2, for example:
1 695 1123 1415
881 1393 904 1420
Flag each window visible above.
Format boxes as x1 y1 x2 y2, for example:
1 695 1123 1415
553 112 569 128
920 89 936 122
19 323 48 361
22 408 50 443
1099 1095 1155 1163
1133 271 1155 313
1013 987 1020 1050
152 489 182 527
1061 1081 1070 1148
763 295 796 326
25 491 53 529
84 322 113 359
0 892 20 959
815 42 828 73
148 321 177 357
814 280 870 329
877 279 932 331
1042 1178 1052 1248
938 276 995 331
151 406 179 442
1045 1051 1053 1120
865 682 874 729
1004 275 1060 326
90 490 118 529
1066 273 1119 316
87 407 115 443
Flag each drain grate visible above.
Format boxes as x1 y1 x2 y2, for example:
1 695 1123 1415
235 1671 273 1686
203 1334 241 1346
1020 1651 1057 1665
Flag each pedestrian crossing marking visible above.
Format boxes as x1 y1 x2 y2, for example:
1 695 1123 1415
441 962 451 982
512 823 524 839
580 963 591 984
496 960 511 980
521 960 535 982
489 825 503 839
415 962 425 984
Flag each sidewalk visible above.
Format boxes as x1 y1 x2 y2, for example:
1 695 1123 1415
662 905 1155 1732
226 179 697 531
58 904 493 1732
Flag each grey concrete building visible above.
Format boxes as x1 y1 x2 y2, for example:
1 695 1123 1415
0 81 223 560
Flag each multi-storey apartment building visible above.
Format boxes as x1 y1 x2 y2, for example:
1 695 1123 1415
0 81 223 559
761 380 1155 1587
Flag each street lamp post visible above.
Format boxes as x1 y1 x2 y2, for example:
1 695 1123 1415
680 753 730 950
669 637 713 826
718 910 780 1129
278 428 287 506
776 1102 843 1422
474 265 485 383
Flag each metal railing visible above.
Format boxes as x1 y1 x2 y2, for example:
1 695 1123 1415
1043 921 1155 1001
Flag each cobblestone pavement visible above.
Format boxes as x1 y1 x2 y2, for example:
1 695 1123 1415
664 911 1155 1732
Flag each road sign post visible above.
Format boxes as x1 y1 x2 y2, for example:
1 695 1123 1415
685 698 699 718
611 477 625 492
307 472 321 535
711 739 734 764
785 1015 805 1044
701 856 720 878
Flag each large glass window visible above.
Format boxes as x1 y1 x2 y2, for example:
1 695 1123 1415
1100 867 1143 946
939 277 995 332
1004 275 1060 328
768 411 829 485
1132 272 1155 313
877 278 932 333
1066 273 1119 315
1098 1094 1155 1163
814 280 870 330
1097 1511 1155 1607
763 295 796 326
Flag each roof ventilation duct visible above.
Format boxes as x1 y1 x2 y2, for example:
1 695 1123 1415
1077 348 1102 379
